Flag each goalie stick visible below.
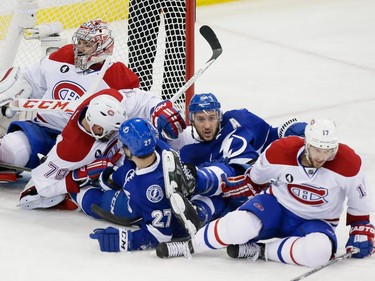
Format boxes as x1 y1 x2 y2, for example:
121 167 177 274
10 25 222 112
9 57 112 113
91 204 142 227
290 248 360 281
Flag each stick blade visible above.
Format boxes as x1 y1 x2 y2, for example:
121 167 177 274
91 204 142 226
199 25 223 59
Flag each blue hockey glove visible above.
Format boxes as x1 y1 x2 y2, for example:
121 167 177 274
90 226 132 252
151 100 186 139
277 118 307 138
345 222 375 258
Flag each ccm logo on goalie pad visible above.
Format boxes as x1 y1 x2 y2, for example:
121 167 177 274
17 99 74 112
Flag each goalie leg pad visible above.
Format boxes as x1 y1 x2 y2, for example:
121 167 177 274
0 169 17 183
0 130 31 167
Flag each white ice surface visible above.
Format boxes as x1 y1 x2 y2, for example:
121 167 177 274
1 0 375 280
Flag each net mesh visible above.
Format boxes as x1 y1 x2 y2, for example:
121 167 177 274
0 0 190 137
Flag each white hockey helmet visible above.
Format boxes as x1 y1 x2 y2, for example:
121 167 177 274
72 19 114 72
304 118 338 160
85 95 127 140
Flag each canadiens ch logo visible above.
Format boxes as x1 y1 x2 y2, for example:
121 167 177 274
146 185 164 203
288 184 328 206
52 80 85 101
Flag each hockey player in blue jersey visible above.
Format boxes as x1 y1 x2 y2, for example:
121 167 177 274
75 118 200 252
168 92 307 224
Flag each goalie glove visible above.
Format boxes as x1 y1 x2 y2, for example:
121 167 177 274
90 227 133 252
0 66 32 108
345 222 375 258
220 169 265 199
151 100 187 140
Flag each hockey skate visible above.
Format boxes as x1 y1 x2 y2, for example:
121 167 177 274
156 237 194 259
226 242 266 261
169 191 202 236
18 182 65 210
162 150 196 198
162 150 201 235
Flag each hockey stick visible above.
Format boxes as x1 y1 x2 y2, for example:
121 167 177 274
0 162 31 172
9 57 112 113
171 25 223 103
290 248 360 281
10 25 222 112
91 204 142 227
66 57 112 112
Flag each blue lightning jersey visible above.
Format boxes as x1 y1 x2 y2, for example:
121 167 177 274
180 109 279 171
105 139 187 250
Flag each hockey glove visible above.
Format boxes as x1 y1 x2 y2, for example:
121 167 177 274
98 166 121 191
72 152 122 185
90 227 133 252
151 100 186 140
220 170 264 199
277 118 307 138
345 222 375 258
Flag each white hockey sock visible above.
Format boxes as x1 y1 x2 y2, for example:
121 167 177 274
193 210 262 253
265 232 333 267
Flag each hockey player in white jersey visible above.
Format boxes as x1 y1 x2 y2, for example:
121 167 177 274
156 119 374 268
18 88 186 210
0 19 139 182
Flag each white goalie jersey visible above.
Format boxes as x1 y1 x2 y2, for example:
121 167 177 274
17 44 139 131
250 136 374 226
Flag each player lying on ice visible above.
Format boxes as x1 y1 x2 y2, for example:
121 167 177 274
0 19 139 183
17 88 186 210
74 117 203 251
81 117 258 252
156 119 375 267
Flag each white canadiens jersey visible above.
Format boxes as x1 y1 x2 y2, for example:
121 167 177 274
32 88 161 198
22 44 139 131
250 137 373 225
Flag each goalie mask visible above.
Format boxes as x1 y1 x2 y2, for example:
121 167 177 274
72 19 114 72
304 118 339 162
119 118 157 157
85 94 127 140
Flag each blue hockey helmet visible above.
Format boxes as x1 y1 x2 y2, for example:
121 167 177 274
119 118 157 157
188 93 221 121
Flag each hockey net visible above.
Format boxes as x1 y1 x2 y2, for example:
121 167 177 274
0 0 195 137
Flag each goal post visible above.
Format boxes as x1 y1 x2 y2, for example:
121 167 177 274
0 0 195 135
